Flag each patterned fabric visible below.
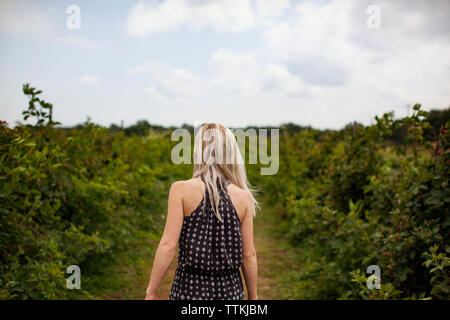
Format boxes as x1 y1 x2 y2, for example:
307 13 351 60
169 176 244 300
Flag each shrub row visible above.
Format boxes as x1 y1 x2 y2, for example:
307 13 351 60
0 120 191 299
257 105 449 299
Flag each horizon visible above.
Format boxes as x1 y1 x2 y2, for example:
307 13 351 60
10 93 448 132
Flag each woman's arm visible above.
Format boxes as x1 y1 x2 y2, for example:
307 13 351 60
241 194 258 300
145 182 184 300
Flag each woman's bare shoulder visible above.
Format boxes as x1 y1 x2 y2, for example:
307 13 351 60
170 178 203 193
172 178 202 186
170 179 204 215
227 184 253 204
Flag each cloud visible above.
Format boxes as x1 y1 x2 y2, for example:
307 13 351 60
0 1 101 50
55 36 102 50
127 60 206 103
126 0 450 129
207 49 264 94
144 85 166 100
126 0 256 36
286 56 350 87
206 49 309 97
80 74 99 85
125 0 295 36
0 0 54 35
128 48 309 103
255 0 290 18
262 0 450 105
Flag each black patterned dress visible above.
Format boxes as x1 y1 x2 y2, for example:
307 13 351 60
169 176 244 300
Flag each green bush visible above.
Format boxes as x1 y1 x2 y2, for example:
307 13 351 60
0 86 191 299
264 104 449 299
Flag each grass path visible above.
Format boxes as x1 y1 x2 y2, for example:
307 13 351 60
95 202 303 300
252 204 304 299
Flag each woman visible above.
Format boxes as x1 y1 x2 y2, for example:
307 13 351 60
145 123 259 300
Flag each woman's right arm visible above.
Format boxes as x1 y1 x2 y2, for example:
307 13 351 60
145 181 184 299
241 194 258 300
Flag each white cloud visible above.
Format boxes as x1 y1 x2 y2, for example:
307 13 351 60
0 1 101 50
126 0 256 36
128 48 310 108
127 60 205 103
0 0 54 35
80 74 99 85
260 0 450 120
125 0 295 36
207 49 264 94
55 36 102 50
255 0 290 18
206 48 309 97
145 85 166 100
126 0 450 129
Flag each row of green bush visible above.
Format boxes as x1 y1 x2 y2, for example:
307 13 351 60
0 115 191 299
253 104 449 299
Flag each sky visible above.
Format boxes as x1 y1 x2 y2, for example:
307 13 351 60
0 0 449 130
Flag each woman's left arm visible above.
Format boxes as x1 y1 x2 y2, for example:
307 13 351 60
145 182 184 300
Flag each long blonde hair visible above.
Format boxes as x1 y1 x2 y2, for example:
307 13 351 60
193 123 258 222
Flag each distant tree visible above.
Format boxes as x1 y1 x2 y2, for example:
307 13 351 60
123 120 166 136
181 123 194 134
281 122 307 135
109 123 122 133
124 120 151 136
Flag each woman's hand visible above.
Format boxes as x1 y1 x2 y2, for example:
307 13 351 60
145 289 158 300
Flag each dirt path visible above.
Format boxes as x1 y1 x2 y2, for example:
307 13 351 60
251 204 303 300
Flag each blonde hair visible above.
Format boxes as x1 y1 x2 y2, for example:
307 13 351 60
193 123 258 222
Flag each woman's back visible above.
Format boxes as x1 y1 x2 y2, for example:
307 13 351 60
180 177 248 222
169 176 247 300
